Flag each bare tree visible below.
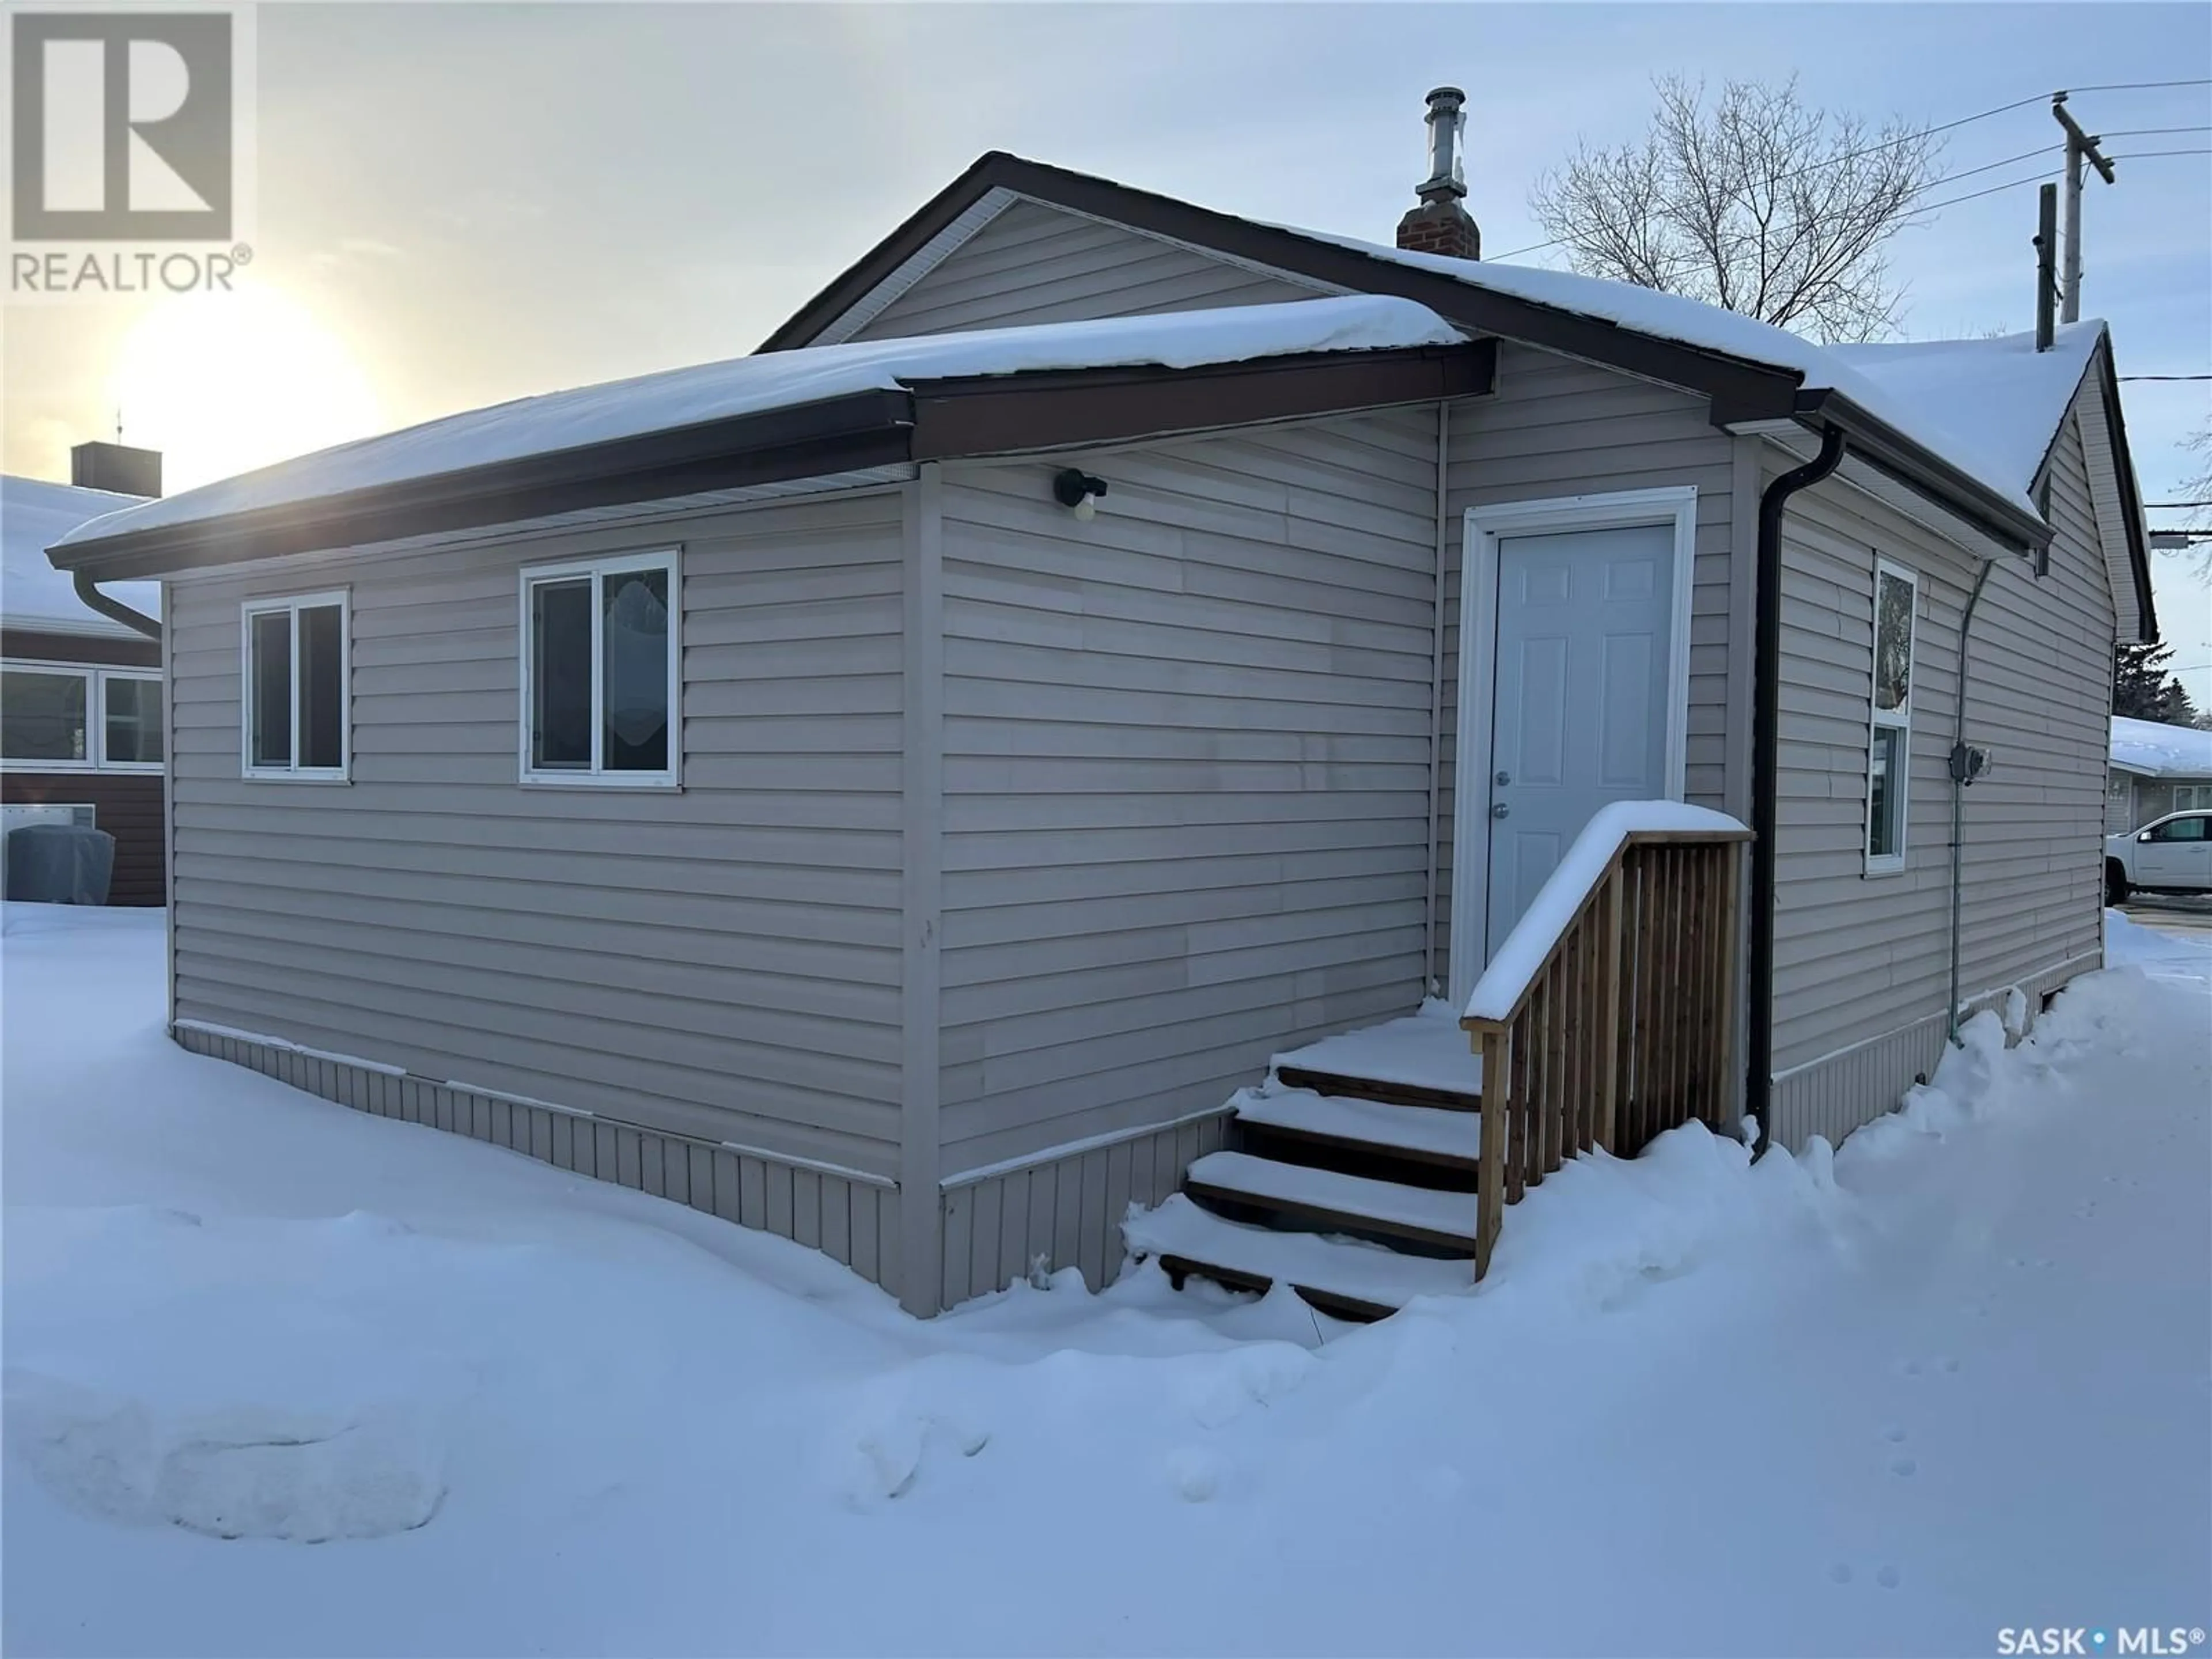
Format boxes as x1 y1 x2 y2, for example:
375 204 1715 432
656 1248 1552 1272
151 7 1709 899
1529 77 1942 342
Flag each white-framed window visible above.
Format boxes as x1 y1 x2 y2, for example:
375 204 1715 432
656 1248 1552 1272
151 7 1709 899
0 661 164 771
2176 784 2211 813
241 590 350 779
518 549 680 787
1865 558 1917 872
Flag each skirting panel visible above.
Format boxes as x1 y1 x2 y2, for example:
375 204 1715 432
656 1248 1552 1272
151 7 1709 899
172 1025 903 1298
1767 952 2097 1153
937 1112 1235 1308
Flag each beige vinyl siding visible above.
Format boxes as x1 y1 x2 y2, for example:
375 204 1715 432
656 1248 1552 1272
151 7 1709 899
938 1111 1237 1304
166 489 909 1177
175 1024 906 1297
1766 402 2113 1145
934 408 1442 1177
848 198 1326 342
1435 344 1740 983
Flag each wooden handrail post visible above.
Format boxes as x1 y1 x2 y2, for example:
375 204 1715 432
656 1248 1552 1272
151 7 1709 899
1597 863 1623 1153
1717 840 1745 1137
1475 1029 1508 1279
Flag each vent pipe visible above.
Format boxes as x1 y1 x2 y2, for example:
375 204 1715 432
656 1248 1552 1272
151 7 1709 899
1396 87 1481 260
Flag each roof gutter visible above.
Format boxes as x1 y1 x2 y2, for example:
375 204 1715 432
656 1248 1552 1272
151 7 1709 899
71 571 161 642
1747 423 1846 1160
1792 388 2050 559
47 389 919 581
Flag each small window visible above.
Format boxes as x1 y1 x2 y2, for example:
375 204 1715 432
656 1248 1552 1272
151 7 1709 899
1865 560 1916 872
519 550 679 786
242 592 349 778
2 668 89 764
2175 785 2209 813
0 665 162 770
101 673 164 766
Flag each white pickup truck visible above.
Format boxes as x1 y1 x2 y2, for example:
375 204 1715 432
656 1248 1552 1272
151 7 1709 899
2106 809 2212 903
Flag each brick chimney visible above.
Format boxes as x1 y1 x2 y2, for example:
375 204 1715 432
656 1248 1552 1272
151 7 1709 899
71 440 162 498
1395 86 1480 261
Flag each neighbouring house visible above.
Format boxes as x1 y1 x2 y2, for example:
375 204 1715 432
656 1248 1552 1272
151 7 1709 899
3 445 166 904
45 93 2156 1315
2108 715 2212 833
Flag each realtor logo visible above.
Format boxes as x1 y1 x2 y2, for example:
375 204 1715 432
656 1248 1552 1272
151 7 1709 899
10 10 234 241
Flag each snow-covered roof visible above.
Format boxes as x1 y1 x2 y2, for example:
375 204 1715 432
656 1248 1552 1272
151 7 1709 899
54 297 1464 551
1830 322 2106 493
2 475 161 637
2112 715 2212 779
1278 225 2044 513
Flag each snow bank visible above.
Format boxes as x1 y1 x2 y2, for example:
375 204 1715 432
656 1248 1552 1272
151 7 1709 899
5 904 2207 1656
54 296 1464 549
5 1206 457 1541
1 475 160 633
1463 800 1747 1022
2111 713 2212 778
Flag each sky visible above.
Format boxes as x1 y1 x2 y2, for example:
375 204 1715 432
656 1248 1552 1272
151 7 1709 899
3 1 2208 692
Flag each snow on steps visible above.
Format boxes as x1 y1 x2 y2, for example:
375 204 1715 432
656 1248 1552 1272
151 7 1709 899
1269 1001 1481 1107
1228 1085 1480 1167
1123 1195 1476 1321
1183 1150 1480 1252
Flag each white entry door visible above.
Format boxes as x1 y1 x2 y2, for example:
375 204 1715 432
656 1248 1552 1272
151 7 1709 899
1484 522 1677 955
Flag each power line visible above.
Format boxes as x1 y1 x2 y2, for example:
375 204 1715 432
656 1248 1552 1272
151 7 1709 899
2146 499 2212 509
1910 168 2065 215
2108 147 2212 160
1492 90 2057 261
2100 125 2212 137
2120 374 2212 381
1493 85 2212 265
2062 79 2212 94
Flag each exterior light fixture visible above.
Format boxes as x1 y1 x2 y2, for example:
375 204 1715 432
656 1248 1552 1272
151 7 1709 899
1052 468 1108 521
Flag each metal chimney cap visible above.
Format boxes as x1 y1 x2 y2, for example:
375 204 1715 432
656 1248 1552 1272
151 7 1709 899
1426 86 1467 108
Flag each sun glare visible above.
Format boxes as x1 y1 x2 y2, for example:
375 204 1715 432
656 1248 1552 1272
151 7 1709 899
108 286 384 493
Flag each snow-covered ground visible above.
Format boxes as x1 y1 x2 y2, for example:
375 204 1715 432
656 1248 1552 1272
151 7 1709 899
5 904 2208 1656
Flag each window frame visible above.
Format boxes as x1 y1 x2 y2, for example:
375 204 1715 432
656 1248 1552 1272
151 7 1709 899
0 660 165 772
2175 785 2210 814
238 589 351 782
516 547 681 790
1863 557 1918 875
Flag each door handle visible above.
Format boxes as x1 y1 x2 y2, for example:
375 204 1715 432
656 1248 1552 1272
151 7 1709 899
1491 802 1510 820
1495 770 1512 786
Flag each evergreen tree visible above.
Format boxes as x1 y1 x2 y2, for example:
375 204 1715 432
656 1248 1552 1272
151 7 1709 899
2113 641 2206 727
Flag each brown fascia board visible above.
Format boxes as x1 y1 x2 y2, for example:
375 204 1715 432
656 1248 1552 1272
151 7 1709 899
48 344 1494 581
2089 342 2159 642
762 153 2080 553
756 151 1805 428
908 340 1495 460
0 626 162 668
48 389 917 580
1791 388 2051 558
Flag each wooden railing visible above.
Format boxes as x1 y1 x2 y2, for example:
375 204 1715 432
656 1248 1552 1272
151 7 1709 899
1460 809 1752 1279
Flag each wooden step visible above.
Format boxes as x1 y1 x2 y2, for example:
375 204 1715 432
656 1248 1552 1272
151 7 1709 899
1183 1150 1480 1256
1269 1007 1484 1113
1271 1066 1481 1113
1230 1086 1481 1172
1124 1195 1477 1320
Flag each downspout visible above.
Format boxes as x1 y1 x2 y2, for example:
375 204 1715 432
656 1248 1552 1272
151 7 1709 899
1423 398 1450 996
1945 560 1996 1046
72 571 162 642
1747 424 1846 1160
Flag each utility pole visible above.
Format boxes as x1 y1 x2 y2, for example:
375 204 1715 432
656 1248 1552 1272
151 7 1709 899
2035 183 2057 352
2051 92 2116 324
